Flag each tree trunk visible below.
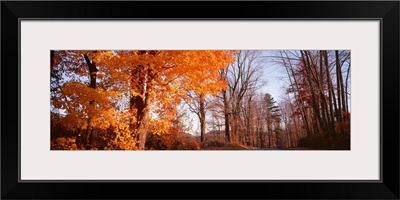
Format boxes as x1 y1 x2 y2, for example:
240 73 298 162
268 126 271 148
200 94 206 142
335 50 344 135
337 51 347 120
301 51 323 135
137 63 157 150
51 50 55 67
266 112 271 148
335 50 343 126
245 95 253 146
83 54 98 148
83 54 98 89
319 51 330 134
258 127 263 148
232 103 241 144
50 50 58 94
137 93 152 150
130 66 145 141
223 91 231 143
286 94 299 146
323 50 337 134
276 132 279 148
345 62 351 113
280 51 312 136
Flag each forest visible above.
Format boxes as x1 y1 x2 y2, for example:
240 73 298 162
51 50 350 150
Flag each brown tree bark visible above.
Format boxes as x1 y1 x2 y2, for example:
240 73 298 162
280 51 312 136
345 62 351 113
301 51 323 135
51 50 55 67
335 50 343 127
223 91 231 143
323 50 337 134
137 90 152 150
83 53 98 147
319 51 330 134
258 127 264 148
337 51 347 119
335 50 345 136
130 51 157 149
199 94 206 143
130 66 145 139
267 124 272 148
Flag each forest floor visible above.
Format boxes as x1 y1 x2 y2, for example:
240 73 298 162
282 147 315 150
200 141 255 150
200 141 314 150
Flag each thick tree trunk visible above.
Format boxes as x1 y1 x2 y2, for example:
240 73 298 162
319 51 330 134
130 66 145 141
231 103 241 144
130 51 150 143
136 61 157 150
83 54 98 148
83 54 98 89
223 91 231 142
137 93 152 150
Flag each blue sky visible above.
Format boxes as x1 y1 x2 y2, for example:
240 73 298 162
259 52 287 102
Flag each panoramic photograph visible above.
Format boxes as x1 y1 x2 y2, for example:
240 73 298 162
50 50 351 150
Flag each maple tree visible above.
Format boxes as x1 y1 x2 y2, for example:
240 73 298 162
215 50 266 145
183 62 229 143
51 50 235 150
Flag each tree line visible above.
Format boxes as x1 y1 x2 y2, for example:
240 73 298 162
276 50 350 149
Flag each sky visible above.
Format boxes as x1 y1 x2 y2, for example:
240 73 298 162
259 51 287 102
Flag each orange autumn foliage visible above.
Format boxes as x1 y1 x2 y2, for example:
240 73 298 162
51 50 236 150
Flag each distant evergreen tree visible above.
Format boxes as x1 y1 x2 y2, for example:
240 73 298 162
264 93 281 148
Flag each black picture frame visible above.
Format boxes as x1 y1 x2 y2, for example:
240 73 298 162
2 1 399 199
